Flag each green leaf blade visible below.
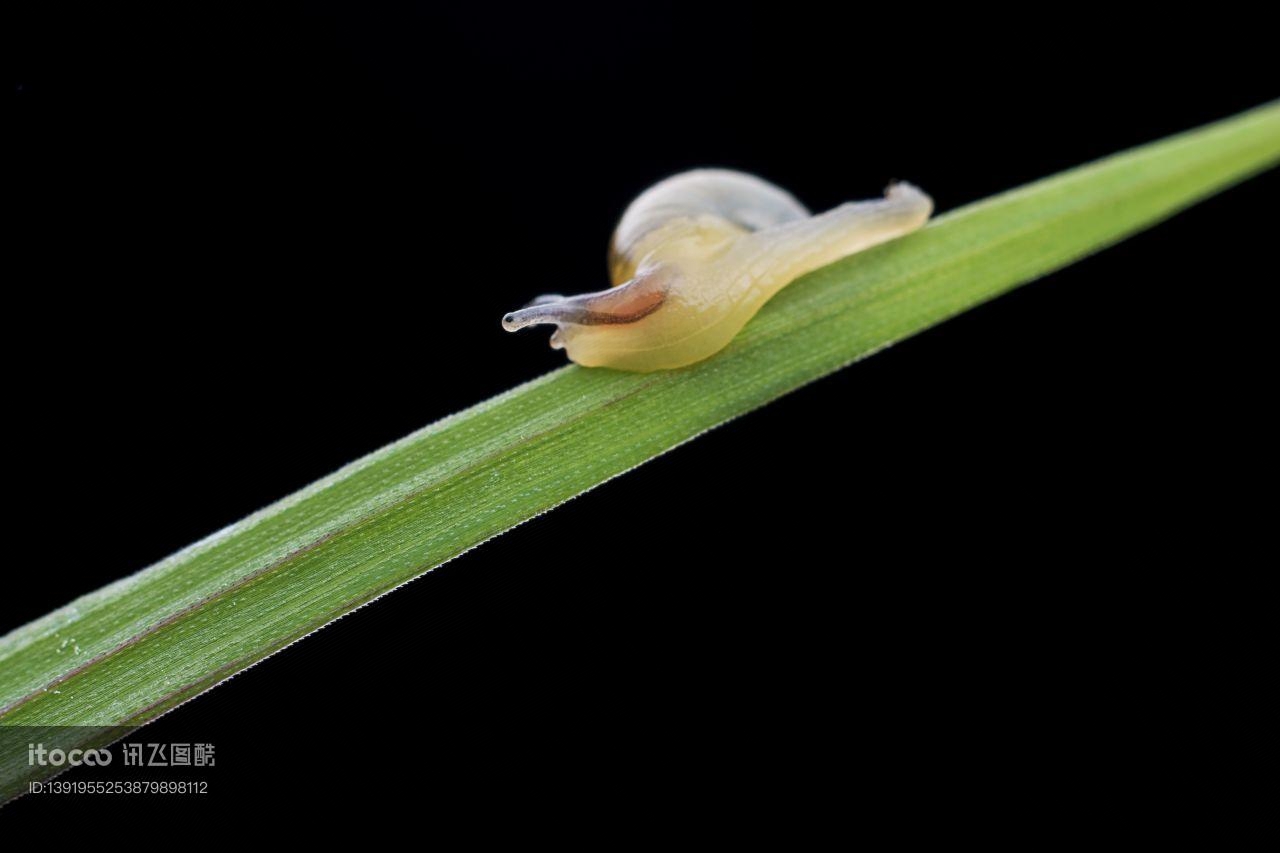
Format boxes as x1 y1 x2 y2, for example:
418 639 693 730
2 100 1278 799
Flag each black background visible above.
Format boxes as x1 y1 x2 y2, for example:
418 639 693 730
3 2 1274 829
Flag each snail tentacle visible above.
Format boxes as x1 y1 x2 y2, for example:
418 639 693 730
502 273 669 332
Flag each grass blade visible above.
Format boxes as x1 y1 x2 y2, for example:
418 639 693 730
3 100 1278 800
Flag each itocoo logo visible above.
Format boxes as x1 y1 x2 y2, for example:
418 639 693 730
28 743 113 767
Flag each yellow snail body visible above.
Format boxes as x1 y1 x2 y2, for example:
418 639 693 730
502 169 933 372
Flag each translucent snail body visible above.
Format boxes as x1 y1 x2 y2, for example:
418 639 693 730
503 169 933 372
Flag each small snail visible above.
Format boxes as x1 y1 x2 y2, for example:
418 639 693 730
502 169 933 372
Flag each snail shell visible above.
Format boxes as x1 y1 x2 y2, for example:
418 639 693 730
503 169 932 372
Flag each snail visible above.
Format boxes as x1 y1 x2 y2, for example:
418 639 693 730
502 169 933 372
